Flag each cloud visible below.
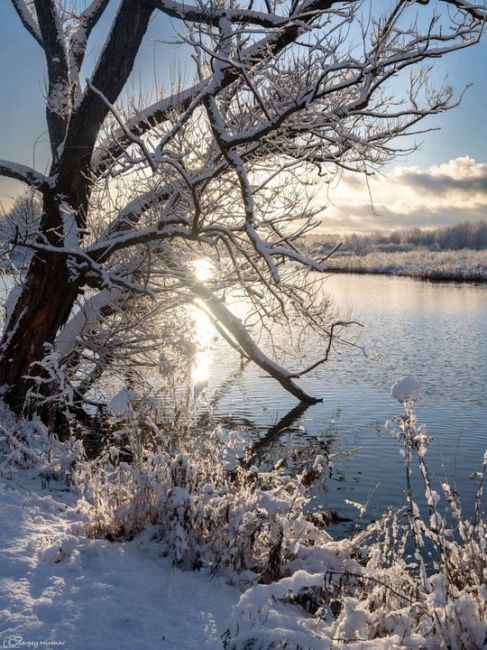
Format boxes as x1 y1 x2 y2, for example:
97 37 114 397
317 157 487 233
398 158 487 195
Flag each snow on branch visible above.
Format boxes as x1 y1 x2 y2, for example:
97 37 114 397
0 160 49 190
86 78 157 172
152 0 290 27
186 277 322 403
11 0 43 47
90 1 350 174
14 235 151 296
440 0 487 21
55 288 123 360
91 80 208 174
86 224 199 263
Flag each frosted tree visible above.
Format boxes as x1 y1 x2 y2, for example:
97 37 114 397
0 0 485 414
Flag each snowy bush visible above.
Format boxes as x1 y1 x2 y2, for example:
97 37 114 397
1 378 485 649
0 400 83 485
75 416 358 582
225 389 487 650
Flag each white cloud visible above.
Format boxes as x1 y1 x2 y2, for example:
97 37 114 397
317 156 487 234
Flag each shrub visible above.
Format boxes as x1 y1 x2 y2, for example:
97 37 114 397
74 416 357 582
225 385 487 649
2 379 485 649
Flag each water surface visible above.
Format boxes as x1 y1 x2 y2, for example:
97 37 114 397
196 274 487 529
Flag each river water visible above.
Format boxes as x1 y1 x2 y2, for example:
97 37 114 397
193 273 487 530
1 271 485 529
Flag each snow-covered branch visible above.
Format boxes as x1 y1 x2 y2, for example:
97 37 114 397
10 0 43 47
90 1 350 175
152 0 292 27
0 160 48 190
440 0 487 20
55 288 123 360
86 224 199 263
187 277 322 403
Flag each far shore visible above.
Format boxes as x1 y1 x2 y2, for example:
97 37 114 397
321 249 487 284
325 266 487 283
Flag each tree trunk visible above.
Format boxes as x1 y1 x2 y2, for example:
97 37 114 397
0 1 157 415
0 204 79 412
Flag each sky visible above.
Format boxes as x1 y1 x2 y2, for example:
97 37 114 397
0 1 486 234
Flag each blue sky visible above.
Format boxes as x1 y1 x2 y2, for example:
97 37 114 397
0 1 182 200
1 1 486 232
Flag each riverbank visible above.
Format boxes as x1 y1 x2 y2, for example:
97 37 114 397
0 470 239 649
1 381 486 649
325 249 487 282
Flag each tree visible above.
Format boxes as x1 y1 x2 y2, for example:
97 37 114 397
0 0 485 415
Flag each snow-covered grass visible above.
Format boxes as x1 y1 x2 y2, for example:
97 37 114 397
225 385 487 649
0 472 239 649
327 249 487 282
1 383 486 649
76 415 349 580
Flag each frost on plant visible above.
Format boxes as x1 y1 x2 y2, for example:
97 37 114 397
1 376 486 649
391 375 420 403
225 382 487 650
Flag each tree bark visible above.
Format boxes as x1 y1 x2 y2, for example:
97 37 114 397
0 0 154 413
0 200 80 411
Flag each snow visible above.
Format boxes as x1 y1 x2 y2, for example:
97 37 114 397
0 473 239 650
109 389 135 416
46 81 70 118
1 395 486 650
327 249 487 282
60 202 80 252
55 289 122 359
0 160 46 189
3 285 22 335
391 375 420 402
237 570 325 614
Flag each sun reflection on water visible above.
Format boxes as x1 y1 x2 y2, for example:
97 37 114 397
191 303 213 385
190 259 215 387
187 259 249 389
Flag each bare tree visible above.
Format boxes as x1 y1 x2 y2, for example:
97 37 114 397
0 0 485 414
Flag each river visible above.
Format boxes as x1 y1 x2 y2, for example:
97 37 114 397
1 270 485 530
193 273 487 531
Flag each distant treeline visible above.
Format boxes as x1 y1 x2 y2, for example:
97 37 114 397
313 220 487 256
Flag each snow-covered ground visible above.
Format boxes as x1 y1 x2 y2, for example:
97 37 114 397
0 473 239 650
1 395 485 650
327 248 487 281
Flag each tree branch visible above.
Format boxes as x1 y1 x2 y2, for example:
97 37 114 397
187 278 322 404
0 160 48 190
152 0 289 27
34 0 71 158
10 0 43 47
69 0 112 77
440 0 486 21
91 0 346 175
58 0 154 206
